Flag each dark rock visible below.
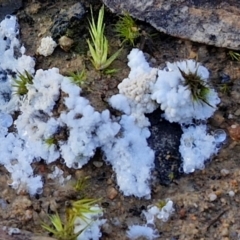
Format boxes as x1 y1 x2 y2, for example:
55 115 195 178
50 2 85 41
0 0 22 21
146 109 183 186
102 0 240 50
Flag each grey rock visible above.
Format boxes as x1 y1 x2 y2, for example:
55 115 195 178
102 0 240 49
147 109 183 186
50 2 85 40
0 0 22 21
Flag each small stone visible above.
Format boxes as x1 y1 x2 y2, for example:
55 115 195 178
231 91 240 103
107 178 113 185
24 209 33 220
228 124 240 141
101 222 113 235
107 186 118 200
215 190 222 196
220 169 230 176
58 36 74 52
49 199 58 212
93 161 103 168
179 208 186 219
208 193 217 202
211 111 225 127
235 109 240 116
228 190 235 197
220 227 229 237
220 198 227 204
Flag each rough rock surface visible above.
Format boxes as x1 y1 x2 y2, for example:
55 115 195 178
0 0 22 21
50 2 85 40
147 109 183 186
102 0 240 50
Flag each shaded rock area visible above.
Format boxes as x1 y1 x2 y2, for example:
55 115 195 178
0 0 22 21
102 0 240 50
147 109 183 186
50 2 86 41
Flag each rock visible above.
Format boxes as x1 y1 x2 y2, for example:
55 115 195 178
220 227 229 237
50 2 85 41
220 169 230 176
92 160 103 168
228 124 240 141
147 109 183 186
102 0 240 50
234 109 240 116
107 186 118 200
210 111 225 127
0 0 22 21
208 193 217 202
228 190 235 197
58 35 74 52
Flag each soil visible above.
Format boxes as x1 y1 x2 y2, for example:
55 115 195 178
1 0 240 240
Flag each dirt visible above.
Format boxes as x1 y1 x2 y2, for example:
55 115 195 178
1 0 240 240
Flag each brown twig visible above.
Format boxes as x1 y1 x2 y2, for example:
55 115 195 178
206 208 229 231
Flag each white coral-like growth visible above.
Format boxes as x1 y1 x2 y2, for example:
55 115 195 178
151 60 220 123
118 67 158 114
102 115 154 199
179 125 219 173
110 49 158 128
143 200 175 223
37 36 57 57
127 225 159 240
75 205 106 240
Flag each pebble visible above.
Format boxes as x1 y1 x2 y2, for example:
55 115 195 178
93 161 103 168
107 178 113 185
228 124 240 141
208 193 217 201
228 190 235 197
231 91 240 103
24 209 33 221
58 35 74 52
220 169 230 176
101 222 113 235
234 109 240 116
211 111 225 127
107 186 118 200
220 227 229 237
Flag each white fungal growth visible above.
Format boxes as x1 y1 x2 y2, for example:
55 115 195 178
151 59 220 123
110 48 158 128
37 36 57 57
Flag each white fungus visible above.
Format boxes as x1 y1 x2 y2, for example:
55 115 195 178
74 205 106 240
37 36 57 57
143 200 175 223
0 17 222 200
102 115 154 198
179 125 219 173
151 59 220 123
127 225 160 240
110 48 158 128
